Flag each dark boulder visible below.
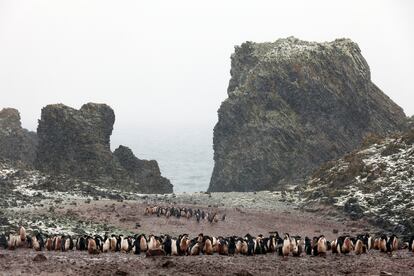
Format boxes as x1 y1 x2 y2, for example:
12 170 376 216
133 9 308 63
113 145 172 194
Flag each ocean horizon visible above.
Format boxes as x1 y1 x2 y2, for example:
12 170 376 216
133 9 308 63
112 124 214 193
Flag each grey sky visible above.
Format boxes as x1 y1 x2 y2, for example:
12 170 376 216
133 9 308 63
0 0 413 134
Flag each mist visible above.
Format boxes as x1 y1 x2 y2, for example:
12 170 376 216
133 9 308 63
0 0 413 190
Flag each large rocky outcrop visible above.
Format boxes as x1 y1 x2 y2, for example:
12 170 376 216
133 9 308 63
36 103 116 178
36 103 172 193
0 108 38 166
208 37 407 192
113 145 172 194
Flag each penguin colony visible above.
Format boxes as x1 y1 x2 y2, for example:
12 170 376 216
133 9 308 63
1 226 410 257
145 206 226 223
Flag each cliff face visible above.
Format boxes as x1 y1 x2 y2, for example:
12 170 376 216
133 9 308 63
0 108 38 166
36 103 116 178
303 129 414 234
36 103 172 193
209 37 407 192
113 145 173 194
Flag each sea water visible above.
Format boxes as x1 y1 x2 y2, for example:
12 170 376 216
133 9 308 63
112 125 214 193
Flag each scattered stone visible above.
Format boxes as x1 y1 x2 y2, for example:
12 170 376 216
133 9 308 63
115 270 128 276
162 260 175 268
235 270 254 276
33 254 47 262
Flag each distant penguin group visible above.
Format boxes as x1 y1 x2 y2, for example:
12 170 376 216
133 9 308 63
145 205 225 224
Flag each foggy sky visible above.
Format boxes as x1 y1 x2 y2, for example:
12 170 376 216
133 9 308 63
1 0 413 134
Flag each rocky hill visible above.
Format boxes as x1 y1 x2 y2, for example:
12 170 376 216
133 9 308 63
208 37 407 192
303 129 414 235
0 108 38 166
35 103 172 193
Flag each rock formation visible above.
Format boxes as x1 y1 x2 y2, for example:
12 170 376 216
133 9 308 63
36 103 116 178
36 103 172 193
208 37 407 192
0 108 38 166
113 145 172 194
303 129 414 234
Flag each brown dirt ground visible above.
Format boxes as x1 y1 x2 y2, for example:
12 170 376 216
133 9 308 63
1 199 411 275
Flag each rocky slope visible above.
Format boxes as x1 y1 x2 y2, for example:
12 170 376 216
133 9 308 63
0 108 38 166
209 37 407 192
35 103 172 193
303 129 414 235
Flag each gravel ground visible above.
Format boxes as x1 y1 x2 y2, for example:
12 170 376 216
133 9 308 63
1 247 413 275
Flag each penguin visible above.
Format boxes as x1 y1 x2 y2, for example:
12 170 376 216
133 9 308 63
78 236 87 251
277 236 284 256
228 236 236 255
54 236 61 251
289 237 298 257
218 237 229 255
46 237 53 251
282 233 291 257
312 237 319 256
148 235 158 251
60 236 67 251
254 235 263 255
234 237 247 255
305 237 312 255
331 239 338 254
109 235 117 252
7 234 17 250
317 236 327 256
171 237 179 256
137 234 147 252
88 238 99 254
120 236 129 253
373 237 380 250
267 235 277 253
203 236 213 255
386 235 398 254
102 237 110 253
163 235 172 256
291 236 302 257
354 239 365 255
0 234 7 249
18 226 26 242
36 233 45 251
341 237 354 254
244 234 255 256
188 239 200 255
25 236 33 248
408 236 414 252
379 235 387 253
235 238 243 254
32 235 41 251
179 234 189 255
295 237 305 257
